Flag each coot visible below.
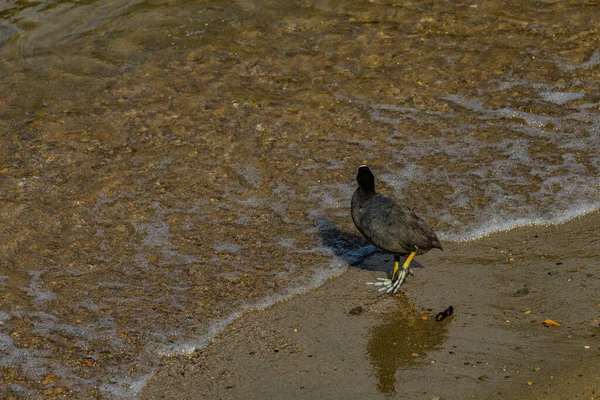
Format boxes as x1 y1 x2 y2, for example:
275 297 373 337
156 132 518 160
351 165 442 294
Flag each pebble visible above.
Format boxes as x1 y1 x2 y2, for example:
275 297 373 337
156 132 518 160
517 287 529 295
349 306 364 315
42 375 57 385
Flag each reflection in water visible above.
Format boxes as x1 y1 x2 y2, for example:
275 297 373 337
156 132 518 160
367 300 448 395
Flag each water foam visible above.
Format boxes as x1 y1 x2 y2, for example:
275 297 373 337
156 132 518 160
360 80 600 243
155 257 347 358
439 203 598 242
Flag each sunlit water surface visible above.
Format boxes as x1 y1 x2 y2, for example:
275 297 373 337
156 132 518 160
1 0 599 397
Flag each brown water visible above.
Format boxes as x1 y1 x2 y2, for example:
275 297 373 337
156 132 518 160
1 0 599 398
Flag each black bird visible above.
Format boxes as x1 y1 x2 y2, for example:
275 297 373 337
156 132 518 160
351 165 443 294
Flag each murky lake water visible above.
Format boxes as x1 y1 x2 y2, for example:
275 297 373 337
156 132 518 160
1 0 599 397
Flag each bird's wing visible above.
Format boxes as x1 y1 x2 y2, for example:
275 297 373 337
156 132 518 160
356 196 413 254
355 194 441 254
389 203 441 251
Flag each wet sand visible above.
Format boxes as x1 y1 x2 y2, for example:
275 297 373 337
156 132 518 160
144 212 600 400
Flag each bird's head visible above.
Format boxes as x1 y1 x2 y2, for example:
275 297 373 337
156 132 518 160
357 165 376 193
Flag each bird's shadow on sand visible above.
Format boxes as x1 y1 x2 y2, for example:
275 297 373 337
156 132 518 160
315 217 423 275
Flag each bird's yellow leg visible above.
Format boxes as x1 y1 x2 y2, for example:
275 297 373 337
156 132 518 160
368 247 420 295
402 251 417 270
391 251 416 282
391 259 400 281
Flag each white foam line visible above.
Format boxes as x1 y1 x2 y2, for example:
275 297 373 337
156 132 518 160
154 256 347 354
558 49 600 71
440 203 599 242
94 251 348 399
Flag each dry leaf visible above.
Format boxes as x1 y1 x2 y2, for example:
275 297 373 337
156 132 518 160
542 319 561 327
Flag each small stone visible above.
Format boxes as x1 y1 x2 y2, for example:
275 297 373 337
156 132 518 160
517 287 529 295
42 375 57 385
548 271 558 276
349 306 364 315
478 375 488 381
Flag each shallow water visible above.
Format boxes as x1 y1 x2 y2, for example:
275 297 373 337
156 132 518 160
1 0 599 397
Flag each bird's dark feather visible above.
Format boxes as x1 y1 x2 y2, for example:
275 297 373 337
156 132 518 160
351 190 442 256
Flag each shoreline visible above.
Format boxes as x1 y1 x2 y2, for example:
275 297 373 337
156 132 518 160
143 212 600 399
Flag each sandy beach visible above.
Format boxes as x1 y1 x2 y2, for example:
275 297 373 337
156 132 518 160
143 212 600 399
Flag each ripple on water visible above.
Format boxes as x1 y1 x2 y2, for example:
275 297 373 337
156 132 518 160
1 0 600 398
